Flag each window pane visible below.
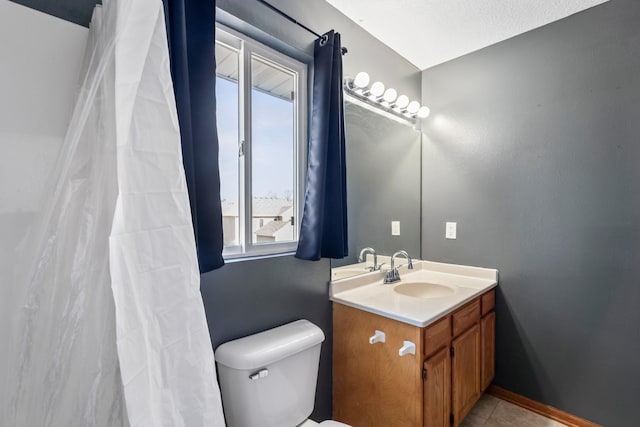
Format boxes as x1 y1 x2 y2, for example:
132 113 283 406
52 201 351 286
215 42 240 248
250 55 296 244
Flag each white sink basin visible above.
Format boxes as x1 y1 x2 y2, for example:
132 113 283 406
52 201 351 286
394 282 456 298
330 260 498 327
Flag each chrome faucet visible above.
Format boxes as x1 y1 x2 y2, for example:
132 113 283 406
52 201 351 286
358 247 378 272
384 250 414 284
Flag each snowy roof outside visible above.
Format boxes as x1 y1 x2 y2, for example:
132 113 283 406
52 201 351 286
255 220 289 237
221 197 292 218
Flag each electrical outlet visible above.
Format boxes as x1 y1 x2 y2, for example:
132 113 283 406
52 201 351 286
445 222 457 239
391 221 401 236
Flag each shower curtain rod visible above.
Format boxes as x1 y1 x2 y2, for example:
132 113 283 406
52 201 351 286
256 0 348 55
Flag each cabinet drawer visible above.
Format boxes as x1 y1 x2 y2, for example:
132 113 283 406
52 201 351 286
424 315 451 357
453 299 480 337
481 290 495 316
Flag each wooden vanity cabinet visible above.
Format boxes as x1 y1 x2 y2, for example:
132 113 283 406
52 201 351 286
333 288 496 427
333 303 423 426
450 298 481 424
423 348 450 427
480 289 496 392
451 323 481 424
481 311 495 390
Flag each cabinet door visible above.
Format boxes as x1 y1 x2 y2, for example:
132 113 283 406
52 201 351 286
481 311 495 391
333 303 423 427
423 347 450 427
451 323 481 426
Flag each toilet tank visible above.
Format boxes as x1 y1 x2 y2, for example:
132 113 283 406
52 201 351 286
215 320 325 427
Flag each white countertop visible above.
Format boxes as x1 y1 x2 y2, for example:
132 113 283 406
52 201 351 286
330 260 498 327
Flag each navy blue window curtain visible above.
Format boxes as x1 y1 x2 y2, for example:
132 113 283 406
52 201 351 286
295 31 348 261
162 0 224 272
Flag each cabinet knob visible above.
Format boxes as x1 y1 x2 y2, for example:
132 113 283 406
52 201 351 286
369 330 386 344
398 340 416 356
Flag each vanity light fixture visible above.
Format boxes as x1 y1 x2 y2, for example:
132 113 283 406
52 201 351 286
343 71 431 124
383 88 397 103
353 71 370 89
395 94 409 110
407 100 420 115
369 81 385 98
417 106 431 119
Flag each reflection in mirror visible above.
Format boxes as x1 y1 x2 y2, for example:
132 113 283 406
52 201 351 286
331 261 370 281
331 100 422 279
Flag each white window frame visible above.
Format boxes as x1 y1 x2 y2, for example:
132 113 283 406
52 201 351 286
216 24 307 260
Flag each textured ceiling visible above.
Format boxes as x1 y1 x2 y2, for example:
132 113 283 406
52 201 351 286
325 0 609 70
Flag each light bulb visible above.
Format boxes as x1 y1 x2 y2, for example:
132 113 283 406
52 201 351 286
407 101 420 114
370 81 385 97
353 72 370 88
395 95 409 109
383 88 397 103
417 106 431 118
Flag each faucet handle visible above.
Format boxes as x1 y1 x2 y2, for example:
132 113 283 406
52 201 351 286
383 267 401 284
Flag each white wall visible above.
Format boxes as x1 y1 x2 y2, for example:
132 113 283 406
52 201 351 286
0 0 87 398
0 0 87 279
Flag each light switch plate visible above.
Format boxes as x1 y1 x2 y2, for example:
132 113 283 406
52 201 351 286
445 222 457 239
391 221 401 236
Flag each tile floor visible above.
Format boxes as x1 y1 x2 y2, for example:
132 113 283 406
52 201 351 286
459 394 567 427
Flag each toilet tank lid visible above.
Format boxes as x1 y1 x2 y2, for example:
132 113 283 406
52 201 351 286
215 319 325 370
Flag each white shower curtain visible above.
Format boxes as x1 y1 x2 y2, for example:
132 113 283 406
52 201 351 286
3 1 226 426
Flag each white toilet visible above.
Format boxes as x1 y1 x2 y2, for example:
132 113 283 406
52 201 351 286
215 319 351 427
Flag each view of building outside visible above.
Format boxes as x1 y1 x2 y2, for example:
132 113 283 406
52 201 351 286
217 67 296 248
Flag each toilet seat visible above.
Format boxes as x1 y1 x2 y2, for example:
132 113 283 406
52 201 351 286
298 419 351 427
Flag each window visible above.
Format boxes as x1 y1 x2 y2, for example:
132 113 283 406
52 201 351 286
215 25 307 258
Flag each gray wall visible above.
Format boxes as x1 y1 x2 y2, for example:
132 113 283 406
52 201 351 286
201 256 333 420
207 0 421 422
229 0 424 273
333 102 422 268
421 1 640 425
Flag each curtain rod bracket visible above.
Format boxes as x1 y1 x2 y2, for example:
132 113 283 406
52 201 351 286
257 0 348 55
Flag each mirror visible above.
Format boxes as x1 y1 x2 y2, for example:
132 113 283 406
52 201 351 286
331 100 422 279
